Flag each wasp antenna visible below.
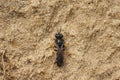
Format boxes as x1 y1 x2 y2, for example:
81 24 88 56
57 26 62 33
59 27 61 33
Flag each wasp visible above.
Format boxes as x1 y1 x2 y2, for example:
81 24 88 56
54 32 64 67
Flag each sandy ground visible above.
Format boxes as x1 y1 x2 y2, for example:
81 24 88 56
0 0 120 80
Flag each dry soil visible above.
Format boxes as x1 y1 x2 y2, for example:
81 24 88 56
0 0 120 80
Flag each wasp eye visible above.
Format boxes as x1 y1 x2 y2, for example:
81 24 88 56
55 33 63 39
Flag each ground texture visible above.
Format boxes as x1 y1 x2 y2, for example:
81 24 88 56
0 0 120 80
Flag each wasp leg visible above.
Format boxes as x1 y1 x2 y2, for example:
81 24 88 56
54 45 57 51
61 45 65 51
54 60 57 64
63 45 65 51
54 44 60 51
54 48 57 51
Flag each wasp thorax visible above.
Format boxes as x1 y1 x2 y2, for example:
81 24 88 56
56 39 63 46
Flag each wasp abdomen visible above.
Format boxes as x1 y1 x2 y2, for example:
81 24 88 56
56 53 64 67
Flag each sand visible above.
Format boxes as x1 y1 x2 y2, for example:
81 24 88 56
0 0 120 80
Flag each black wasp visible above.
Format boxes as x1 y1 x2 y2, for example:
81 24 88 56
54 32 65 67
